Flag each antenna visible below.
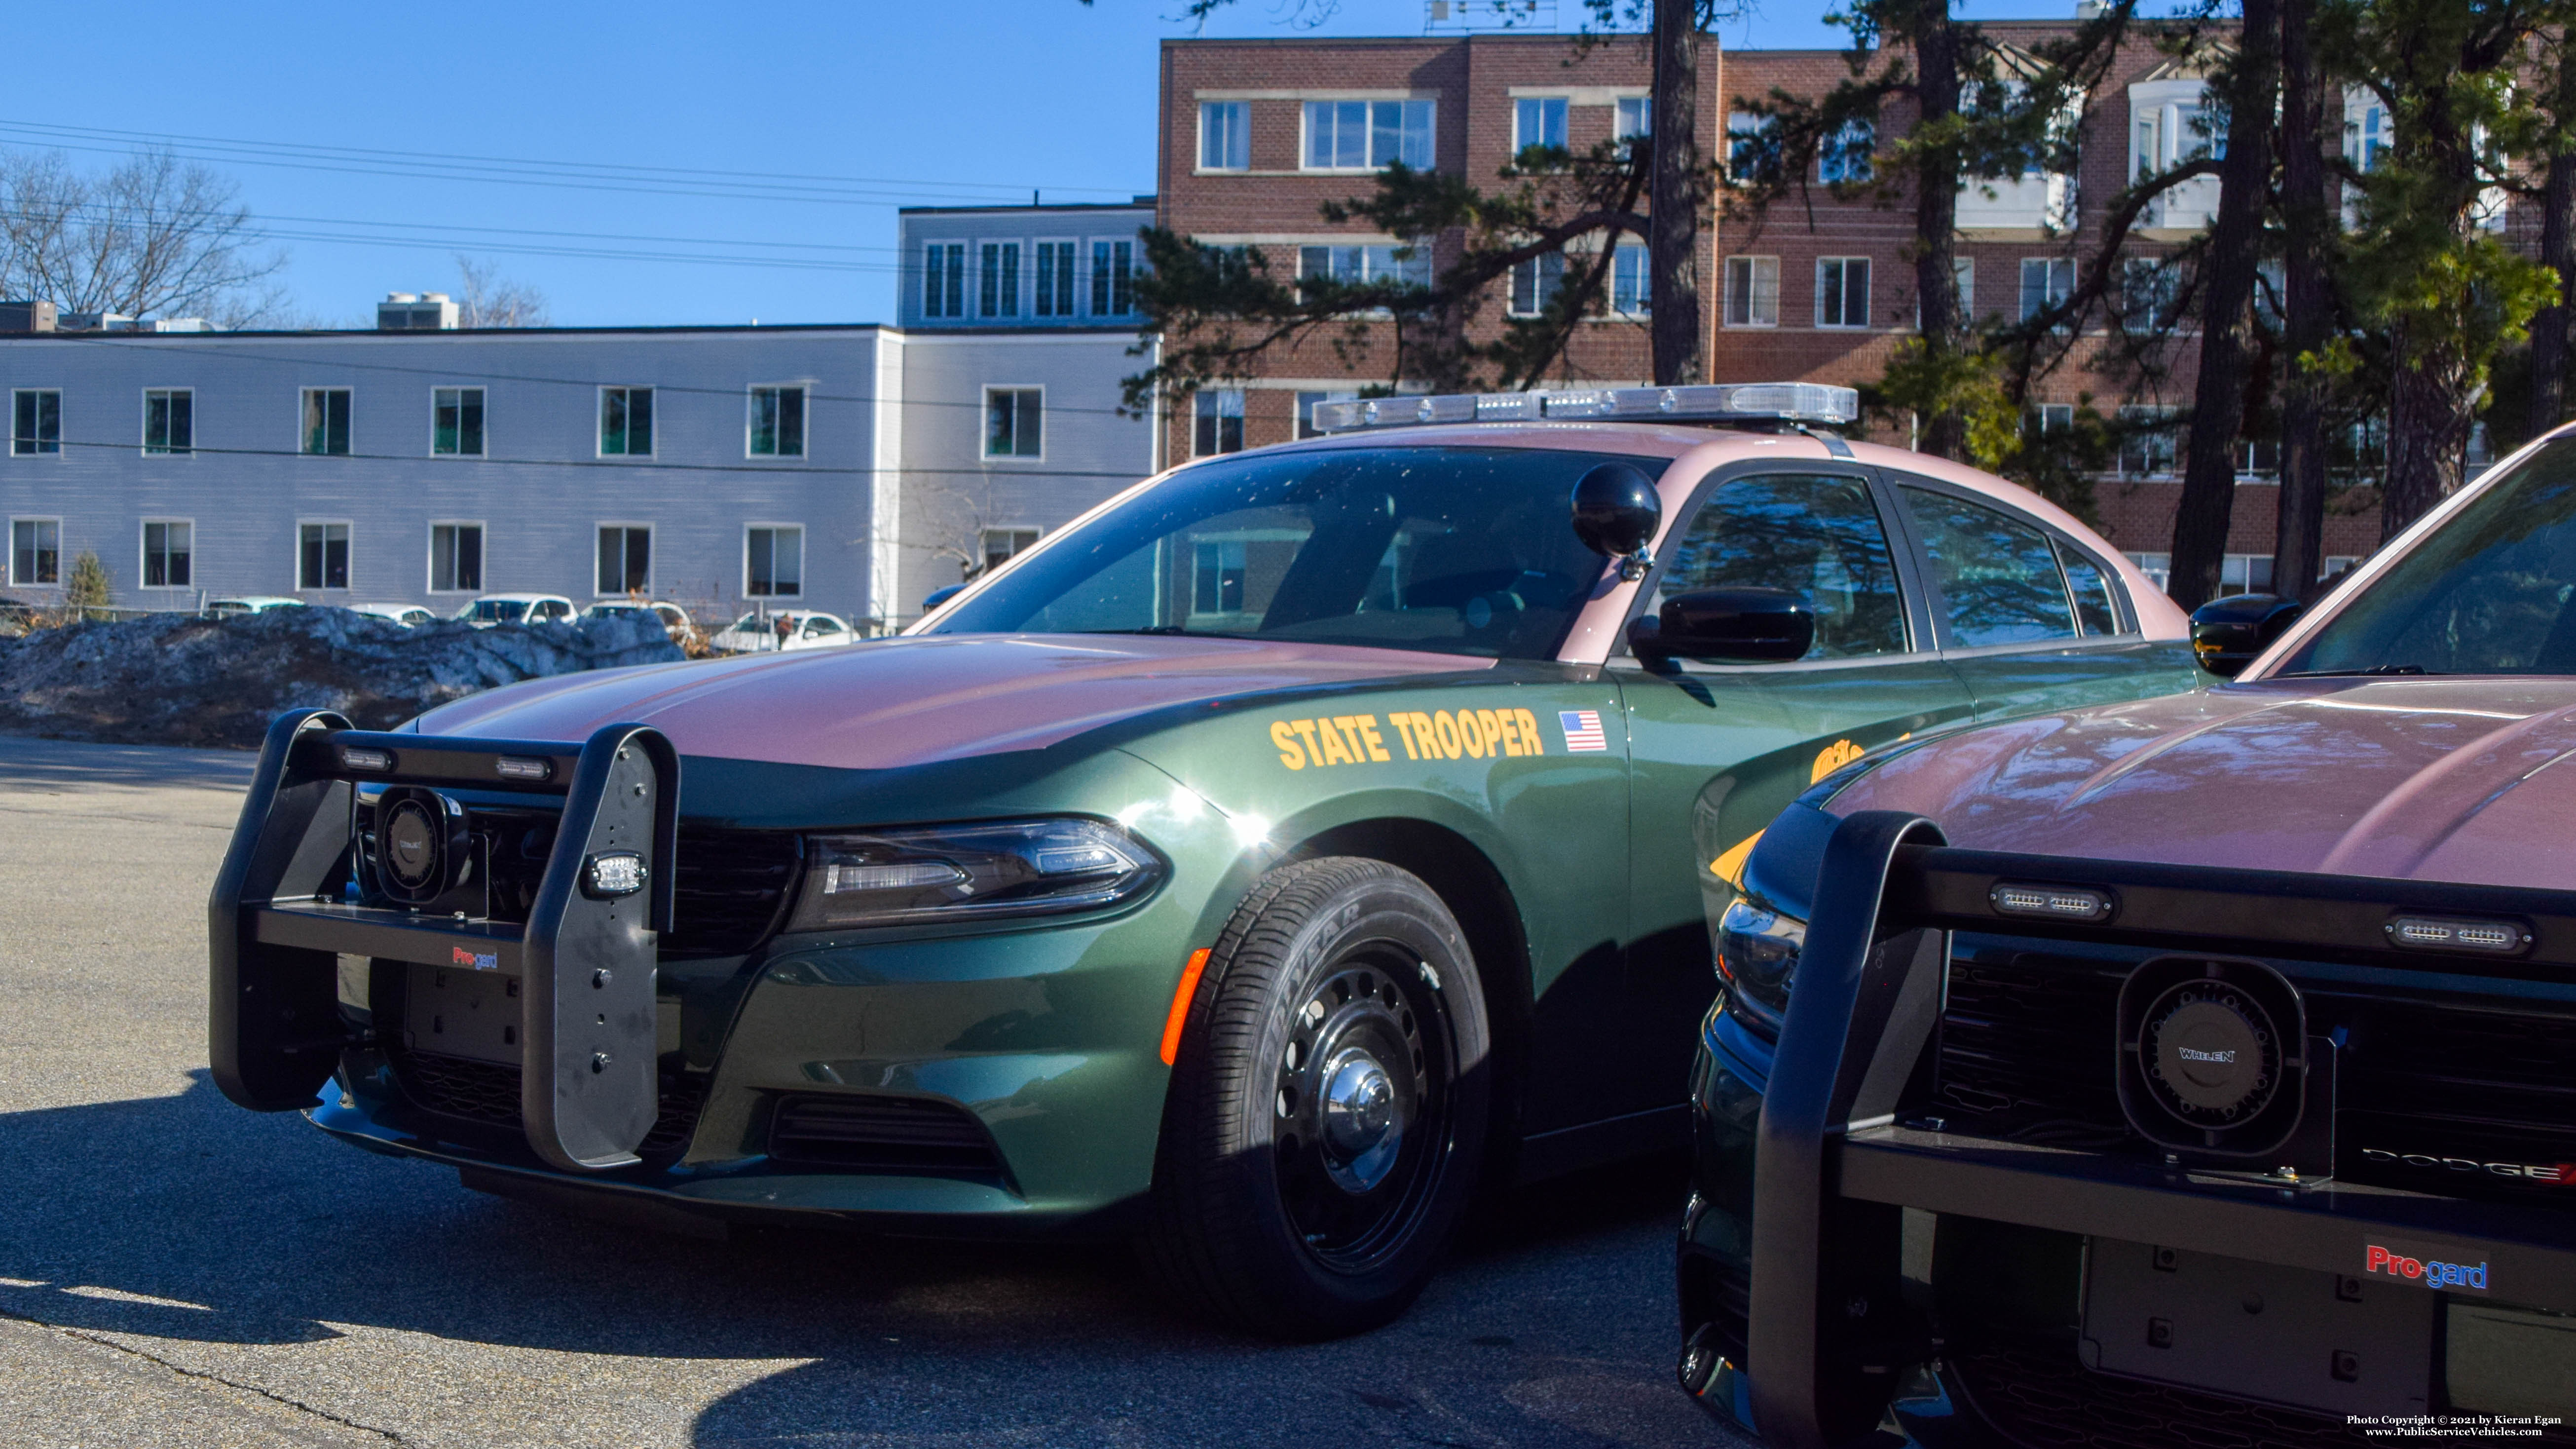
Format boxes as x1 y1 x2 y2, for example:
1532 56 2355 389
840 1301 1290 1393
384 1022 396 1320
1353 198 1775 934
1425 0 1556 32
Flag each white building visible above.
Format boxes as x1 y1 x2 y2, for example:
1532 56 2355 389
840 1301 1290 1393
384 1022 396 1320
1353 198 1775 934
0 201 1159 632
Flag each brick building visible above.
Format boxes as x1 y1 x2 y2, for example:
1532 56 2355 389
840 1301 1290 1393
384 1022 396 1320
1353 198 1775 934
1153 21 2407 595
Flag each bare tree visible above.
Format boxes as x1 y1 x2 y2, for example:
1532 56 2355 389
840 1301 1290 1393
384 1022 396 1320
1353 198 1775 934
0 148 286 325
453 256 552 328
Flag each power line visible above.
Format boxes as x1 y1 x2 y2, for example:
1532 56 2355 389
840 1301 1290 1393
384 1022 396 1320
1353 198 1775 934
20 432 1156 479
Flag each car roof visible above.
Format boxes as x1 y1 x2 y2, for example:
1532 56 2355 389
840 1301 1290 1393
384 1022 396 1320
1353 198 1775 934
213 596 303 606
475 592 569 603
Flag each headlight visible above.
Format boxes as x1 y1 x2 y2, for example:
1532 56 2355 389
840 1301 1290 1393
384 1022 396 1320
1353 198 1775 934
1717 897 1805 1030
784 817 1162 932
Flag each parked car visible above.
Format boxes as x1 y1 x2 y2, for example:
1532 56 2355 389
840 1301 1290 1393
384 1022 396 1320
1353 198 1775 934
1677 425 2576 1436
703 608 855 653
352 604 437 627
453 593 574 627
580 600 696 642
205 596 307 618
208 383 2193 1340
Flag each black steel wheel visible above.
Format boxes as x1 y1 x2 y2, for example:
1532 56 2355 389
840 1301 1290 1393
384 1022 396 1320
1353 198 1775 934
1143 856 1490 1338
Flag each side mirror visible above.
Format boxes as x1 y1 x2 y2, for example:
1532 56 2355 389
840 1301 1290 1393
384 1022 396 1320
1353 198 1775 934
921 584 966 612
1632 586 1816 664
2190 592 2305 676
1571 462 1663 579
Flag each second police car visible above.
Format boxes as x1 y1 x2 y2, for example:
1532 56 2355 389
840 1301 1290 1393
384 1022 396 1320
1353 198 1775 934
208 382 2198 1337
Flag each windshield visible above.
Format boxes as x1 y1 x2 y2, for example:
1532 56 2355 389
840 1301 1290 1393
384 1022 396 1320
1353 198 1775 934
2277 435 2576 677
922 445 1654 659
466 599 528 623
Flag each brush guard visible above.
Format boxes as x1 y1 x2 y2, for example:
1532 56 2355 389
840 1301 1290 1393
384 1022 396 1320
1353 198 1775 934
209 708 678 1172
1747 810 2576 1449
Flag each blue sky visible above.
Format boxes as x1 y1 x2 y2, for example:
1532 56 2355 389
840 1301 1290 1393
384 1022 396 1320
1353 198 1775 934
2 0 2099 328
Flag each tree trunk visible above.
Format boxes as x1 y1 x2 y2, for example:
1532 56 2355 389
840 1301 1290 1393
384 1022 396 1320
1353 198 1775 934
1649 0 1704 385
2166 0 2280 610
1913 15 1967 460
2275 0 2332 604
2382 318 2474 541
2530 43 2576 439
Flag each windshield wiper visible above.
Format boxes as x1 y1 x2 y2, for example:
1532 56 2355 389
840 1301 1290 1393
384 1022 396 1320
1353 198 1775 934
2276 664 2432 678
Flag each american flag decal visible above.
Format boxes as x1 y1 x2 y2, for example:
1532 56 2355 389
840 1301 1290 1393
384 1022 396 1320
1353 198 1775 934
1559 709 1608 753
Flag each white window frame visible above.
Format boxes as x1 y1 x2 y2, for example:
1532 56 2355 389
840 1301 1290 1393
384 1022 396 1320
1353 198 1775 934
1724 255 1780 328
1033 237 1080 318
743 522 806 600
1816 257 1871 329
2116 405 2182 478
1088 238 1136 317
1194 388 1246 458
2019 256 2075 323
1296 389 1358 440
1608 245 1650 317
921 239 968 319
11 387 62 458
139 517 195 591
431 385 486 458
141 386 193 458
982 384 1045 462
746 383 810 459
1299 98 1437 173
1613 96 1652 142
978 240 1024 320
1507 252 1567 317
1513 96 1569 156
1820 117 1877 184
1198 100 1251 171
295 519 353 593
10 516 62 587
1725 112 1780 187
300 386 353 457
978 527 1041 578
597 385 654 459
427 520 486 595
593 521 654 599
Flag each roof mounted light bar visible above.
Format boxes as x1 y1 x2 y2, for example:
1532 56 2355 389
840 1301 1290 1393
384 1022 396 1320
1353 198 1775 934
1308 381 1860 434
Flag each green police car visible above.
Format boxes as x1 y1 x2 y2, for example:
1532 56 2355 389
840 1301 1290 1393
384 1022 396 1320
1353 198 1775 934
210 382 2196 1337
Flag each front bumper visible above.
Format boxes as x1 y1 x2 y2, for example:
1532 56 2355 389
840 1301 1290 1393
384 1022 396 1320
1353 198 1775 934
1680 811 2576 1447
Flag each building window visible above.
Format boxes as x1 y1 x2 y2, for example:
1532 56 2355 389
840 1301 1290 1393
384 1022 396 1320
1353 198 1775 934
1195 540 1248 613
980 242 1020 318
433 387 485 456
596 525 651 596
1297 242 1432 299
298 523 350 591
985 386 1044 459
2353 104 2392 173
1726 112 1782 187
2019 257 2075 323
979 527 1039 577
1302 99 1434 171
599 387 653 457
1296 389 1357 439
749 385 806 457
430 523 483 593
1610 246 1650 316
11 518 60 585
11 389 59 455
2117 406 2180 477
1614 96 1651 142
142 520 191 588
1820 118 1876 183
2125 551 2172 593
301 387 352 456
923 241 967 318
1724 256 1780 327
1513 97 1568 157
746 525 803 598
1199 100 1250 170
1508 252 1567 316
1194 389 1244 457
1817 257 1870 328
1090 240 1135 316
2028 402 2074 436
1035 240 1076 317
2121 257 2179 331
144 388 191 455
1951 256 1976 316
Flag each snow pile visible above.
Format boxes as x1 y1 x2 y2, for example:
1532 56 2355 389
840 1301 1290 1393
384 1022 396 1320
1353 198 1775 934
0 607 685 748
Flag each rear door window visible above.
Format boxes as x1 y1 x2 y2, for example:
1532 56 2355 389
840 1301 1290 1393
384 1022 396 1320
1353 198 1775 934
2055 542 2124 636
1900 486 2079 647
1650 472 1910 659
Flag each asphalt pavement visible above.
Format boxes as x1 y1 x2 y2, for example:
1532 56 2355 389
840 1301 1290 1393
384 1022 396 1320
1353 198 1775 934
0 735 1753 1449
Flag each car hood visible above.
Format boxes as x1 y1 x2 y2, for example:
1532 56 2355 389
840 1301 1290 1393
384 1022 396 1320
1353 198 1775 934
414 633 1486 770
1827 678 2576 889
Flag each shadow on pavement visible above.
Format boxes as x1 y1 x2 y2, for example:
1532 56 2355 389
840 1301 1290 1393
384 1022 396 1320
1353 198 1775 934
0 735 255 793
0 1073 1725 1448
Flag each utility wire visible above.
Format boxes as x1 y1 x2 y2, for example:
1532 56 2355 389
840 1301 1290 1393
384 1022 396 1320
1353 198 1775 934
19 432 1157 479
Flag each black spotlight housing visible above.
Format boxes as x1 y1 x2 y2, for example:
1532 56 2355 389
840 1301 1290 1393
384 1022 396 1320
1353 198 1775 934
370 786 476 908
2116 955 2310 1159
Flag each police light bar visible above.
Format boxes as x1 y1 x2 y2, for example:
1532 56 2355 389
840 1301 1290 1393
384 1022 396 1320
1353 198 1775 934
1308 382 1860 433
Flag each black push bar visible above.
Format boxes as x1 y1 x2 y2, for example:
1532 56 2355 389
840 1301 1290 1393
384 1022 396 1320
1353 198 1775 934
1745 810 2576 1449
208 708 679 1172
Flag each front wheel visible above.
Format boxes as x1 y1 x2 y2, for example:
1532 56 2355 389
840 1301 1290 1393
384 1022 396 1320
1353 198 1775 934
1143 856 1491 1338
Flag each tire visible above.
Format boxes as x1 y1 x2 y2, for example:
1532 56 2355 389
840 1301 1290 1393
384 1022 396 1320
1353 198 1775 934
1143 856 1492 1338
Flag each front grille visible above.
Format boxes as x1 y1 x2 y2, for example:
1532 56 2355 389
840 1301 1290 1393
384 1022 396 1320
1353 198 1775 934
666 827 801 957
1934 946 2129 1145
767 1093 1004 1177
391 1048 710 1163
1947 1334 2366 1449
